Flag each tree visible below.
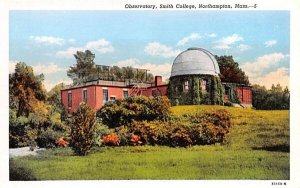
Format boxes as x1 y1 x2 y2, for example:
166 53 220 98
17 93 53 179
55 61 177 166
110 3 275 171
67 50 97 84
215 55 250 85
252 84 289 110
70 103 97 156
47 83 68 121
9 62 47 117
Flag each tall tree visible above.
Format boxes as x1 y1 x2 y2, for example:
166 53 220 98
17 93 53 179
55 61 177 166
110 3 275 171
215 55 250 85
67 50 97 84
9 62 47 117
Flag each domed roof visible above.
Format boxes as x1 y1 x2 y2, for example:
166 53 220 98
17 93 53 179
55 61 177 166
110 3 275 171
171 48 220 77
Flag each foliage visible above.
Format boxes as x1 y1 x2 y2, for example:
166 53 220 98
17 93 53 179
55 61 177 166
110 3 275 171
9 109 33 148
9 62 47 117
9 160 37 181
111 109 232 147
67 50 154 85
55 137 69 147
93 120 111 146
223 83 239 103
215 55 250 85
70 103 97 156
102 132 120 146
130 134 142 146
97 96 171 128
252 84 290 110
167 74 224 106
9 63 69 148
67 50 97 84
36 128 63 148
47 83 68 121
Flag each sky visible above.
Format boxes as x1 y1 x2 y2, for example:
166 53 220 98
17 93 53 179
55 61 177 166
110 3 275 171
9 11 290 91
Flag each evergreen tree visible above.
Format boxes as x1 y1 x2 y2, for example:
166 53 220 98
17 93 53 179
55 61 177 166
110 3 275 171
70 103 97 156
67 50 97 84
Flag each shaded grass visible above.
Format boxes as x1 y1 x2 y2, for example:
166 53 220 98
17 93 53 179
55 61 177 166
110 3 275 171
11 105 289 180
13 146 289 180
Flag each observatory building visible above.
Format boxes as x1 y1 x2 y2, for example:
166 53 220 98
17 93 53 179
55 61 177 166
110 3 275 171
167 47 224 105
61 48 252 113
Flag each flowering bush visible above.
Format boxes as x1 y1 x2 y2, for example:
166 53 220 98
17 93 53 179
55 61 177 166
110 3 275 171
55 137 69 147
102 132 119 146
112 109 232 147
130 134 142 146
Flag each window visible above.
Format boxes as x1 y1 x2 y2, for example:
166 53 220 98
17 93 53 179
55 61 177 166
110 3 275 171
102 89 108 105
225 86 231 96
201 80 207 91
110 96 116 101
123 90 128 98
68 93 72 108
183 81 189 91
83 89 87 103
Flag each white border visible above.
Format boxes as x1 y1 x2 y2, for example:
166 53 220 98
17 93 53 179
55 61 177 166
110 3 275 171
1 0 299 188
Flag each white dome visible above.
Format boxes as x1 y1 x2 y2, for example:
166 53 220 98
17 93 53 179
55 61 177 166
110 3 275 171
171 48 220 77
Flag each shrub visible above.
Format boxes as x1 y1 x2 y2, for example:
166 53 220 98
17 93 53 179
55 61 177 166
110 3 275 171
93 119 110 147
112 109 232 147
9 109 32 148
169 125 193 147
115 126 131 146
97 96 171 128
55 137 69 147
9 160 37 181
102 132 119 146
70 103 97 156
130 134 142 146
36 128 62 148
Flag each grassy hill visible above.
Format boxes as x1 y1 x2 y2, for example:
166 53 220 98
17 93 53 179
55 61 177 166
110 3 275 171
10 105 289 180
171 105 289 151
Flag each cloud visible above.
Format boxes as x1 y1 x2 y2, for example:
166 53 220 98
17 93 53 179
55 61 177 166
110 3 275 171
213 34 243 50
144 42 181 58
240 53 289 88
115 58 172 79
206 33 217 38
32 63 66 75
264 40 277 47
176 33 201 46
238 44 251 52
56 39 114 58
30 36 65 45
241 52 287 78
115 58 139 67
43 79 73 91
250 67 289 89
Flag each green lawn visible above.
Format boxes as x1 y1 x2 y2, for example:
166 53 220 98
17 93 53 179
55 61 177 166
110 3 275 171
11 105 290 180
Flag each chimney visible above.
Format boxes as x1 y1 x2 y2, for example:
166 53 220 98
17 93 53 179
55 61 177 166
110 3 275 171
155 76 162 86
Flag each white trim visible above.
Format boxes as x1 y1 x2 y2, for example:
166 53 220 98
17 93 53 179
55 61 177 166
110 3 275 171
102 87 108 90
68 91 72 93
122 88 128 91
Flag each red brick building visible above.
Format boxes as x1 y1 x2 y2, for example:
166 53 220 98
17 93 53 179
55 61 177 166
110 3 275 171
61 76 168 113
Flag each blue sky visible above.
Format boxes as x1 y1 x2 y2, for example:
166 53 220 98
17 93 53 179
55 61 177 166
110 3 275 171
9 11 290 90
